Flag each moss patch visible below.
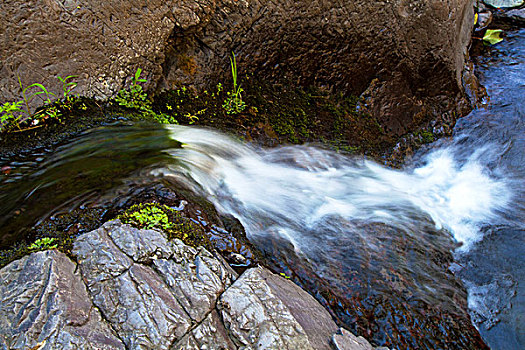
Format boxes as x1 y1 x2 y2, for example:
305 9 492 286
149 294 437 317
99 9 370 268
0 208 105 269
117 203 211 249
152 78 395 158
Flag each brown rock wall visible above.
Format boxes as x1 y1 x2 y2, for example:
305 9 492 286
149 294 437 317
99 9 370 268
1 0 474 135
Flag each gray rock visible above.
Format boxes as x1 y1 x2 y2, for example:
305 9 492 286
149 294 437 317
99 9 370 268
154 248 235 323
72 220 236 349
0 250 124 350
497 8 525 23
483 0 524 8
106 219 175 263
0 221 377 350
331 328 375 350
73 222 192 349
172 310 237 350
259 267 339 350
476 12 493 30
219 266 322 349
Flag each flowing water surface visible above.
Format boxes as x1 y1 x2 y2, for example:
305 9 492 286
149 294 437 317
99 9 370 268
1 30 524 349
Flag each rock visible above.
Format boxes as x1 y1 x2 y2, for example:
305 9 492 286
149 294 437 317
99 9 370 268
331 328 374 350
476 12 494 30
483 0 524 9
0 221 383 350
217 266 375 350
1 0 475 135
72 220 236 349
0 250 125 350
172 310 237 350
496 8 525 24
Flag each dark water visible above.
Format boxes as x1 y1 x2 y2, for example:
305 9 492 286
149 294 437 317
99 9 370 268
1 30 524 350
447 29 525 349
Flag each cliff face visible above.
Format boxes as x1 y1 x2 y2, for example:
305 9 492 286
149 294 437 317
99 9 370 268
1 0 474 135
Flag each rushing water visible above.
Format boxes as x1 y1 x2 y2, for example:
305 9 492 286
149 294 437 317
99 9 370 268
1 29 524 350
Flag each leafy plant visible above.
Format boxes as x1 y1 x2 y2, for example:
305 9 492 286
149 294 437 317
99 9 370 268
122 204 172 230
115 68 151 111
28 237 58 251
222 52 246 114
19 77 55 117
0 101 24 131
57 75 78 102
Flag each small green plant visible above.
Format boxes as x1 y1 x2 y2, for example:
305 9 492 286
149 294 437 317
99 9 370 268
57 75 78 103
28 237 58 251
0 101 24 131
0 77 58 131
222 52 246 114
115 68 151 111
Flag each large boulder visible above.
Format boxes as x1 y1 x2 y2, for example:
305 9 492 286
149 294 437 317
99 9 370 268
0 221 379 349
0 0 474 135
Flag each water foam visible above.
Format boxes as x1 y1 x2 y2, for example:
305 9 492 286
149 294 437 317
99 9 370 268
161 125 510 251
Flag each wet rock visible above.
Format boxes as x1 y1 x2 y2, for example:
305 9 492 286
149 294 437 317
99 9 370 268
0 220 385 350
496 8 525 24
218 266 374 350
476 12 494 30
153 245 236 322
0 250 124 349
483 0 524 8
218 266 314 349
74 223 191 349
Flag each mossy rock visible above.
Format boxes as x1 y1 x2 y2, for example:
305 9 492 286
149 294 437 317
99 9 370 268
117 203 211 250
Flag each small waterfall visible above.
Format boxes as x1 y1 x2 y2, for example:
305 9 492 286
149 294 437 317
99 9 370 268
159 125 511 253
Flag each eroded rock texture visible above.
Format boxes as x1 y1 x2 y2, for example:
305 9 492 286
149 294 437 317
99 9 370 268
0 250 124 350
1 0 474 135
0 221 379 349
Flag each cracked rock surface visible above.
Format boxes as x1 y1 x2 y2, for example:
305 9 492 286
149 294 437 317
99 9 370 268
0 221 379 349
0 250 124 350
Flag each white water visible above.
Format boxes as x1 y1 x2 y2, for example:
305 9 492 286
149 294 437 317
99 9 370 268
159 125 511 253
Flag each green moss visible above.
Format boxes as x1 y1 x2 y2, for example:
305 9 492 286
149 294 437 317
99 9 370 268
420 130 435 144
117 203 210 249
28 237 58 251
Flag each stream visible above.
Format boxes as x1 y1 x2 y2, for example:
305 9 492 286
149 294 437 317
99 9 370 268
1 29 523 349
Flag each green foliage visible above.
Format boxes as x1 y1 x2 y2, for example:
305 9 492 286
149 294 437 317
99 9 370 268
28 237 58 251
57 75 78 103
0 101 24 131
118 203 210 248
115 68 152 111
120 204 172 230
115 68 178 124
222 53 246 114
483 29 503 45
0 74 81 132
420 130 435 144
